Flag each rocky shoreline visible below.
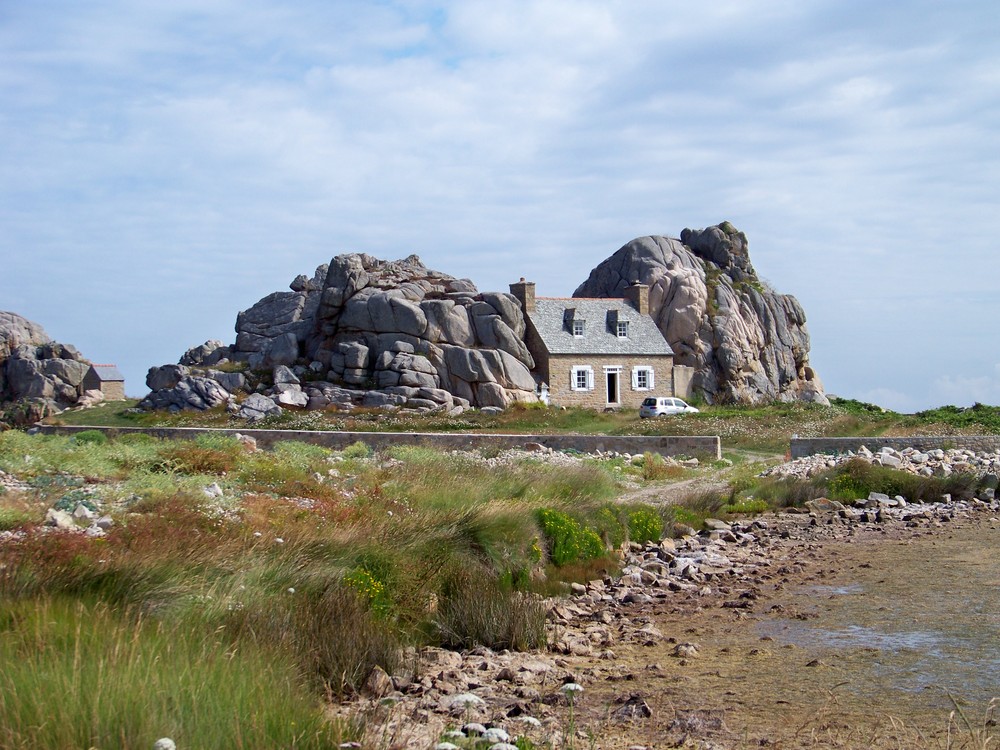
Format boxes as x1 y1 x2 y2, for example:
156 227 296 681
337 472 1000 749
4 443 998 749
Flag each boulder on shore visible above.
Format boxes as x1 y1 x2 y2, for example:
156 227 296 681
574 223 826 405
140 254 539 415
0 311 94 426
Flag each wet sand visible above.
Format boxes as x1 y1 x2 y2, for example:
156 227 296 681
563 513 1000 749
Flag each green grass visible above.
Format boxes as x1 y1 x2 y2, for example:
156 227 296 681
47 398 1000 456
2 419 994 744
0 428 657 739
672 453 985 527
0 598 349 750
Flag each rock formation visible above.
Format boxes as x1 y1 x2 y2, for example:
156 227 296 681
573 223 826 405
0 311 97 426
143 224 825 416
141 254 539 417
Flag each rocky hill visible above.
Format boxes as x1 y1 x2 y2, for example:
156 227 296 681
0 311 97 425
142 255 538 417
142 223 825 417
574 223 827 405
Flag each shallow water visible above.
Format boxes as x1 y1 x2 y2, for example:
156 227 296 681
758 524 1000 706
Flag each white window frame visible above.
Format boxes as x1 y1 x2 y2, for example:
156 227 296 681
616 320 629 338
570 365 594 391
631 366 655 391
572 319 585 337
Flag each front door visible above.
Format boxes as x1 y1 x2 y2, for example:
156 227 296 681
606 370 619 405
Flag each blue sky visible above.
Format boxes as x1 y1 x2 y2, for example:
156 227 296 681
2 1 998 411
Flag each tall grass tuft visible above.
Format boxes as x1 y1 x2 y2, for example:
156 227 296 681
436 566 546 651
224 581 402 698
0 598 347 749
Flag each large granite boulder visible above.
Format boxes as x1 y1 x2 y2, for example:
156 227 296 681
0 311 94 425
573 223 827 405
140 254 539 415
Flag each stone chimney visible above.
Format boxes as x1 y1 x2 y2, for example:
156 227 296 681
509 278 536 313
624 281 649 315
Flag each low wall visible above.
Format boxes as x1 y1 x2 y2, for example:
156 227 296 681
791 436 1000 459
37 425 722 459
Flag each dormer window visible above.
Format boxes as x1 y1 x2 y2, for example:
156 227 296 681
616 321 629 338
573 319 585 337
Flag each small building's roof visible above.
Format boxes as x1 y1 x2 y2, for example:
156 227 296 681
528 298 673 356
88 364 125 382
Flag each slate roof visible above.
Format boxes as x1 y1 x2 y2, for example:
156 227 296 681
89 364 125 382
528 298 673 356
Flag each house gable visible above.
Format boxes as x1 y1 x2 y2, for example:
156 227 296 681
83 364 126 401
510 281 680 409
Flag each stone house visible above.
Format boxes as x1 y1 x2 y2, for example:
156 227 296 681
510 279 691 409
82 364 126 401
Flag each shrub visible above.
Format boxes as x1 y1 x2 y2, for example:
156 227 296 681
626 506 664 544
343 567 392 618
592 506 627 549
743 476 821 509
52 488 100 513
72 430 107 446
225 581 401 698
341 440 372 458
437 566 546 651
536 508 605 566
641 452 673 481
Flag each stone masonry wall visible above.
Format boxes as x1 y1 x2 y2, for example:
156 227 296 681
100 382 126 401
38 425 721 460
546 353 674 409
791 436 1000 459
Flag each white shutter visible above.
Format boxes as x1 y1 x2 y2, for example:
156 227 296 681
585 366 594 390
631 367 639 390
648 367 655 390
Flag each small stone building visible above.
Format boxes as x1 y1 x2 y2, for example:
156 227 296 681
82 364 126 401
510 279 684 410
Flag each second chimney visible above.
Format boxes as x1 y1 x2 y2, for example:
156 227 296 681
624 281 649 315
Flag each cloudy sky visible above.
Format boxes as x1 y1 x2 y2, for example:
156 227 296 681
2 1 997 411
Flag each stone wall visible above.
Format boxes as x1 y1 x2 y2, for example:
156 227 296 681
791 436 1000 459
545 353 675 410
100 381 127 401
672 365 695 400
37 425 721 460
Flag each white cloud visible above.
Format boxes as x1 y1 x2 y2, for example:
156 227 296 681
1 1 998 408
933 365 1000 408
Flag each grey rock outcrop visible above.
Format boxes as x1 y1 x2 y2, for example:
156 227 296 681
0 311 93 425
573 223 826 405
139 367 230 412
142 254 539 415
180 339 231 367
